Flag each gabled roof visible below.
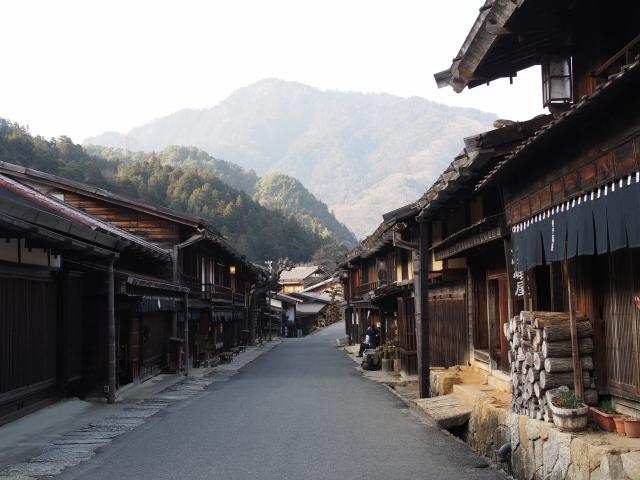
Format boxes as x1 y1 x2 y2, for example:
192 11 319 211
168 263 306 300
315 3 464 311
291 291 331 303
0 178 125 259
0 161 207 229
275 292 303 304
279 265 323 282
295 303 327 315
435 0 574 92
475 57 640 190
301 276 339 292
417 115 552 218
0 173 169 259
343 201 418 265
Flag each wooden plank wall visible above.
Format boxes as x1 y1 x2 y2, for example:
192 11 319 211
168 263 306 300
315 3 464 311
602 249 640 402
429 283 468 367
0 270 57 422
397 297 416 374
63 192 180 249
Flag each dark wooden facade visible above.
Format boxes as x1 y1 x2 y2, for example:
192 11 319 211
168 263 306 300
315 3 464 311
0 179 124 424
428 0 640 411
0 163 262 423
341 205 419 376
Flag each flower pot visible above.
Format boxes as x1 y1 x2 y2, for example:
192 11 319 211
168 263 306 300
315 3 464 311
381 358 394 372
393 358 401 373
613 416 626 436
550 403 589 432
624 417 640 438
590 407 622 432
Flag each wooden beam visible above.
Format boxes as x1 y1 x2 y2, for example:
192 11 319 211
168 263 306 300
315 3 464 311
107 257 116 404
184 293 190 376
393 232 419 252
562 242 584 402
594 33 640 78
414 220 430 398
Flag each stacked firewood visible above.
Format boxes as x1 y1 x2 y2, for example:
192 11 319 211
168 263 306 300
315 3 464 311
504 311 597 421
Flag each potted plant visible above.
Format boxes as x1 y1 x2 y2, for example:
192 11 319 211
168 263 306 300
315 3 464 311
549 389 589 432
624 417 640 438
591 398 622 432
614 416 626 436
388 337 400 373
381 344 393 372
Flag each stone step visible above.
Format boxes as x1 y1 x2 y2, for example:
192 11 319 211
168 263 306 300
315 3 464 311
414 394 472 429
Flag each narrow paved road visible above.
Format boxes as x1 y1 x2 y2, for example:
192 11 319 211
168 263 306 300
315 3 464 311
61 322 505 480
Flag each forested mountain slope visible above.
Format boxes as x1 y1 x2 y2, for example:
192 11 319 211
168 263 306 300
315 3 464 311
0 119 335 262
86 79 497 237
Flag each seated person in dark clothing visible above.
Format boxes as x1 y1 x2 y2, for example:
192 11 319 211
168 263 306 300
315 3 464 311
357 324 380 357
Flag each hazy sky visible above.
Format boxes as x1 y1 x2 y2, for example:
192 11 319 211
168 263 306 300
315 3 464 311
1 0 545 142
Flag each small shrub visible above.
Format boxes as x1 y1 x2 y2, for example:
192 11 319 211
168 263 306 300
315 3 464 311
553 390 585 409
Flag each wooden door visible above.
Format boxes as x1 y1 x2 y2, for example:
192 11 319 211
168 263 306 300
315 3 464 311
603 250 640 401
397 297 416 374
487 275 509 372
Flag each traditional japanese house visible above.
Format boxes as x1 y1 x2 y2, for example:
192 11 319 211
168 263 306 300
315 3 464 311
271 293 300 338
0 174 188 423
0 162 261 383
414 117 551 386
278 265 326 294
341 203 419 375
289 290 330 334
435 0 640 412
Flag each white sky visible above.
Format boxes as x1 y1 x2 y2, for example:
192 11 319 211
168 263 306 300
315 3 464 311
0 0 546 143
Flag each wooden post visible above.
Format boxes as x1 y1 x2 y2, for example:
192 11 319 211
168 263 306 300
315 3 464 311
107 257 116 404
183 292 190 376
172 246 179 337
268 288 272 341
562 242 583 401
415 219 430 398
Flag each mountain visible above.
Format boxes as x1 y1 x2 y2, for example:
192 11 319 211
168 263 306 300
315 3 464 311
0 118 331 262
85 79 497 237
253 172 355 244
85 144 356 248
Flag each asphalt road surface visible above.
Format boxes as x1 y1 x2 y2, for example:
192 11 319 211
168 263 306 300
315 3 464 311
61 322 506 480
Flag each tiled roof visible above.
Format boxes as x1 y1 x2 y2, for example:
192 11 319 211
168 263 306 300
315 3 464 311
475 56 640 190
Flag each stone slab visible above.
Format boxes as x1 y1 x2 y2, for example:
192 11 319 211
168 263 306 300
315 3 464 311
414 394 472 429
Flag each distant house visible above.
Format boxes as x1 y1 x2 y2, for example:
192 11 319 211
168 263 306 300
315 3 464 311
288 290 331 335
278 265 326 294
270 293 301 338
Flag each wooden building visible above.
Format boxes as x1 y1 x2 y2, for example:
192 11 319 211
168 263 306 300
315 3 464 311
414 117 551 381
278 265 326 294
432 0 640 412
341 203 419 375
0 162 261 400
0 174 187 423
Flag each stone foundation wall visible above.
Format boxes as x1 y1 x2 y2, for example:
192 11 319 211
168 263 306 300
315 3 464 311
463 394 640 479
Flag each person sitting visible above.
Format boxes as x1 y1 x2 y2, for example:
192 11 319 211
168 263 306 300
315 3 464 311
357 324 379 357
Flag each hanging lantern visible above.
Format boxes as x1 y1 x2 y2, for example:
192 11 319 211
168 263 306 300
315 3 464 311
542 55 573 107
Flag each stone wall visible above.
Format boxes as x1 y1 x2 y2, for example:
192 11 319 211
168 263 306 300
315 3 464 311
463 391 640 479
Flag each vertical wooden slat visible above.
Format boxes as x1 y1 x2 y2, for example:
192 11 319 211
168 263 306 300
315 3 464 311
563 242 584 401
